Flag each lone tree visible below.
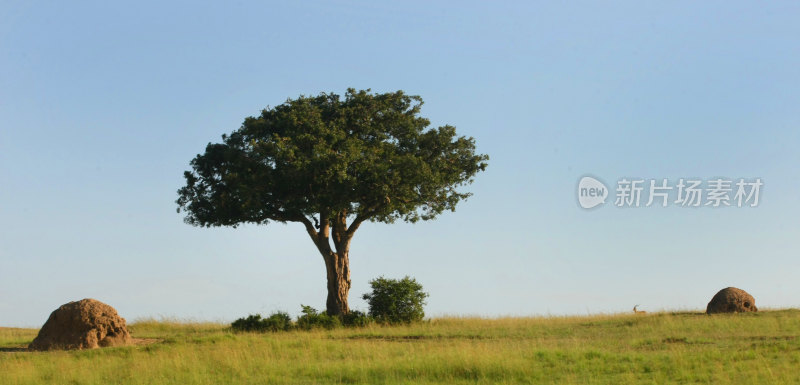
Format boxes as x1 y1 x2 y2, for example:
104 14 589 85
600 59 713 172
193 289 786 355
177 89 488 316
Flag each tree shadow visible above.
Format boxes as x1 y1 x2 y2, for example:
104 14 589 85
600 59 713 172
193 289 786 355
0 347 29 352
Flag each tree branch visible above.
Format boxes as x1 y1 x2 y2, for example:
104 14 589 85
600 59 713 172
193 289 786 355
318 208 331 239
296 215 318 241
346 205 382 238
303 208 330 259
347 215 367 237
283 213 330 259
331 210 348 253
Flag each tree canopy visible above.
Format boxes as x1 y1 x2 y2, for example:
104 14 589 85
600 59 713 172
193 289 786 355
177 88 488 229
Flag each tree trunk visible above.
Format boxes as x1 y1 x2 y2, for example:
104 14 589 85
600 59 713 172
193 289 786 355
301 211 357 317
324 250 351 316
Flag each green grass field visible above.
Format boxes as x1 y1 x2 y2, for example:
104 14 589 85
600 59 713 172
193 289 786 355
2 310 799 384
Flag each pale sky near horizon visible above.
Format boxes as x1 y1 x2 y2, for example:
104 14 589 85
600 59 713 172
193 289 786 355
2 1 799 327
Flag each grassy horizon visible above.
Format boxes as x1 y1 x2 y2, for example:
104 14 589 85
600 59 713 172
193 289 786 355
2 310 800 384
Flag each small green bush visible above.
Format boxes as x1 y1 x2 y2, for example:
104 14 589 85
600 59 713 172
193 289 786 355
296 305 341 330
232 305 376 332
362 276 428 324
231 311 293 332
264 311 293 331
231 314 266 332
341 310 373 327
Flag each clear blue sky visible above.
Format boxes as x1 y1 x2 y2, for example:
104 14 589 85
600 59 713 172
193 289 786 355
2 1 799 327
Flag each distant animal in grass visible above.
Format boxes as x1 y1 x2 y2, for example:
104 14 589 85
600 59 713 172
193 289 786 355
633 305 647 314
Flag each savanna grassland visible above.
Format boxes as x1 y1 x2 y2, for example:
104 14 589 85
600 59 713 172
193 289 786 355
2 310 799 384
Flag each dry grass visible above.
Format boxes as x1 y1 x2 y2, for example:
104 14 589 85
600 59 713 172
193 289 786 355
2 310 799 384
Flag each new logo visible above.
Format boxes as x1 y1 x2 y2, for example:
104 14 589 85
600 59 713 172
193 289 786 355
578 176 608 209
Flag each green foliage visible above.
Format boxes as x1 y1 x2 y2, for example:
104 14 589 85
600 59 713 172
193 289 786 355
230 314 264 332
177 88 489 227
362 276 428 324
230 306 373 333
340 310 374 327
231 312 292 333
296 305 341 330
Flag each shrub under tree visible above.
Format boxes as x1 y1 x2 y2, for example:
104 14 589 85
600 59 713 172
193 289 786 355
296 305 341 330
362 276 428 324
231 311 293 332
